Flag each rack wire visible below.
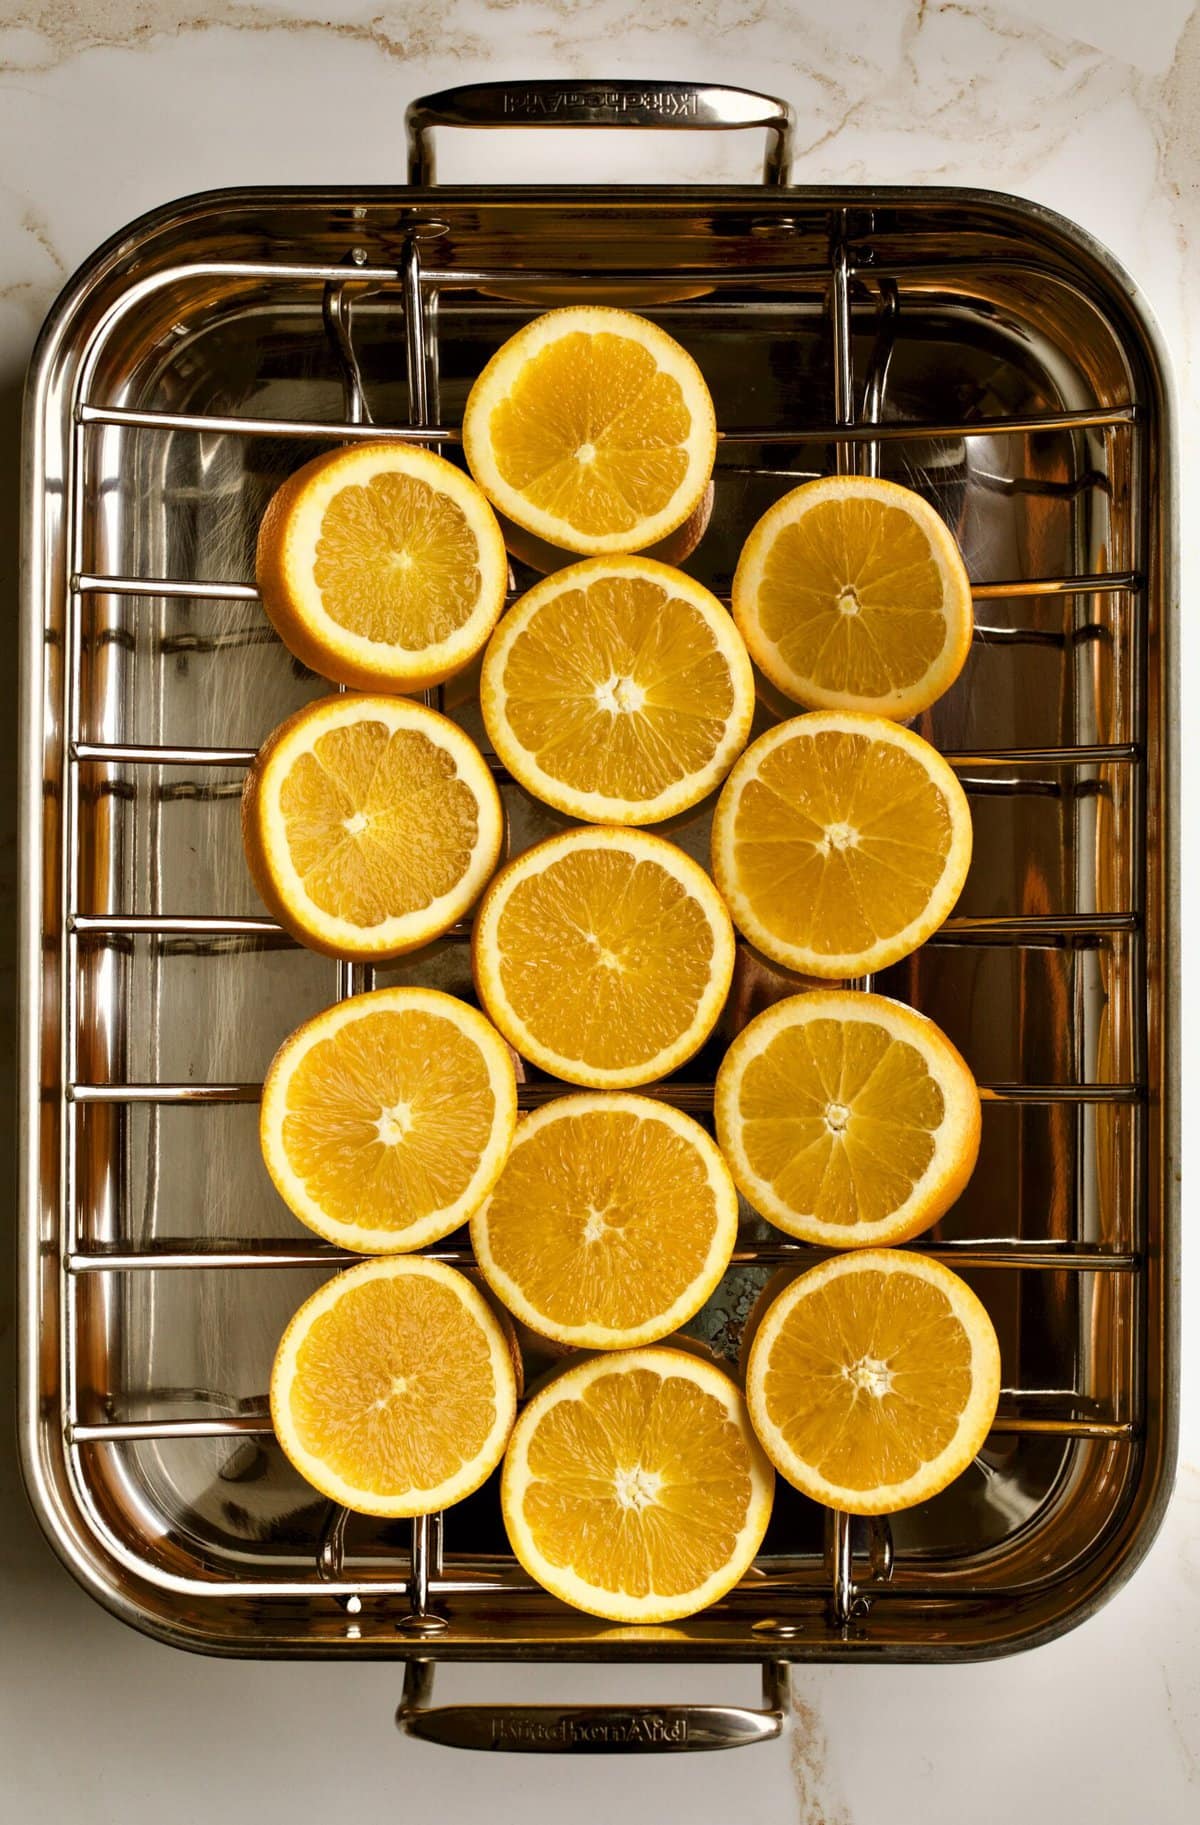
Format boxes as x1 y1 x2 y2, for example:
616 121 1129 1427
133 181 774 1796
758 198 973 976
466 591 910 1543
56 225 1148 1630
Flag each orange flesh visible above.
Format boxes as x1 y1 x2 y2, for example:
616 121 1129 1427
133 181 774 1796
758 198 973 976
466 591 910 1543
482 1107 721 1329
761 1270 974 1491
738 1020 944 1226
492 848 720 1070
499 572 736 797
521 1368 755 1598
289 1274 499 1497
315 472 481 646
732 727 954 957
279 721 480 925
758 496 948 694
489 332 691 538
281 1009 499 1236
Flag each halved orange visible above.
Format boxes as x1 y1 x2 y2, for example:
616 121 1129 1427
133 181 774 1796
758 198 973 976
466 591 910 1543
462 307 717 556
271 1257 518 1516
497 482 715 576
711 712 972 978
472 826 735 1088
732 476 973 718
243 694 503 959
471 1092 738 1348
715 991 981 1247
501 1346 774 1621
480 556 755 825
256 441 509 692
260 988 518 1254
745 1250 1001 1515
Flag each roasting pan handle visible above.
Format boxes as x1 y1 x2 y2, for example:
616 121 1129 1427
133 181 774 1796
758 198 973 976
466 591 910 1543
396 1657 790 1754
406 81 795 186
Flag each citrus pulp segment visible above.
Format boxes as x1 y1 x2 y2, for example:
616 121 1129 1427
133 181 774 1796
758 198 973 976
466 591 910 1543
710 711 972 978
462 307 717 556
480 556 754 826
256 441 509 691
270 1256 519 1517
472 825 735 1087
260 987 518 1254
744 1250 1001 1515
732 475 974 718
714 990 981 1247
471 1092 738 1348
243 693 504 959
500 1346 774 1622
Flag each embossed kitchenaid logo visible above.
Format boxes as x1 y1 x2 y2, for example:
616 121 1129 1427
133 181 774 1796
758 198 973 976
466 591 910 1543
501 90 699 118
490 1713 689 1747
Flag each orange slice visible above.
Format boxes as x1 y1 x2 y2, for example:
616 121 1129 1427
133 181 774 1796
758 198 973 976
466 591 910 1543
462 307 717 556
471 1092 738 1348
256 441 509 692
497 482 714 576
715 991 981 1247
480 556 754 825
472 826 735 1088
243 694 503 959
745 1250 1001 1515
732 476 973 718
710 712 972 978
270 1257 518 1516
500 1346 774 1622
260 988 518 1255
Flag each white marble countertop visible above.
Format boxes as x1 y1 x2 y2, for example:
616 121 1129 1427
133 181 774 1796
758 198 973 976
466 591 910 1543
1 3 1195 1820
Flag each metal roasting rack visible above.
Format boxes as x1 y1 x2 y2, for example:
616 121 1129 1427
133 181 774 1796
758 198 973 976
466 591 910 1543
19 82 1178 1751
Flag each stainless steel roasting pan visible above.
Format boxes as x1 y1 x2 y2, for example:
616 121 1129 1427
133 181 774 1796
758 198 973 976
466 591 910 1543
18 82 1179 1753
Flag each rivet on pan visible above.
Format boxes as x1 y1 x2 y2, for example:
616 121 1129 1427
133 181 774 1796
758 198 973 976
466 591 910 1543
404 217 450 241
396 1613 449 1636
752 1617 804 1638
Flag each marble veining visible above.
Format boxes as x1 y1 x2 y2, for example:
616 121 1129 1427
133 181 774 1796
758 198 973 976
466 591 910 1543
0 1 1194 366
789 1678 852 1825
0 0 489 67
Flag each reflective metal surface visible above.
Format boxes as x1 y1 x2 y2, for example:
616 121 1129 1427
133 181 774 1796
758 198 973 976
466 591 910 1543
396 1657 791 1752
18 82 1177 1713
406 81 796 188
